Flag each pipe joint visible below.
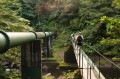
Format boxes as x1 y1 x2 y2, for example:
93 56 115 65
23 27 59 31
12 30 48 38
43 32 47 38
29 31 37 39
0 31 10 53
48 32 51 36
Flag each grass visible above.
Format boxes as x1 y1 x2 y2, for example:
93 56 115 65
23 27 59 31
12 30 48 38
42 57 56 61
100 59 109 65
42 73 55 79
59 61 77 69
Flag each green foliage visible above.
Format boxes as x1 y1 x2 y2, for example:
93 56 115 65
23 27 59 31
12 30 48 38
79 0 120 58
35 20 58 31
112 0 120 9
62 70 82 79
42 73 55 79
100 16 120 45
0 0 33 31
5 70 21 79
20 0 37 26
0 66 21 79
62 70 71 78
68 18 85 31
112 57 120 61
98 16 120 57
73 70 82 79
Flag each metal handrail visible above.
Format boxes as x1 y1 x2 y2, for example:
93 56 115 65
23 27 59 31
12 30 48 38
83 43 120 79
84 43 120 69
80 49 105 79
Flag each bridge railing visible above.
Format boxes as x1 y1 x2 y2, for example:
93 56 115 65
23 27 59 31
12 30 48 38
80 49 105 79
84 43 120 79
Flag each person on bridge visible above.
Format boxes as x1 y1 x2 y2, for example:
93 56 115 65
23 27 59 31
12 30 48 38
74 32 84 47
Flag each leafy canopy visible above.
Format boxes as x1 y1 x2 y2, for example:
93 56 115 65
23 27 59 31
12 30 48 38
0 0 33 32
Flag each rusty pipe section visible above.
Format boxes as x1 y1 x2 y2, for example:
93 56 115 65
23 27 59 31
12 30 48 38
0 31 54 53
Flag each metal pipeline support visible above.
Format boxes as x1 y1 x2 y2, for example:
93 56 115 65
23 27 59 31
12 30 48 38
0 31 55 53
35 32 54 39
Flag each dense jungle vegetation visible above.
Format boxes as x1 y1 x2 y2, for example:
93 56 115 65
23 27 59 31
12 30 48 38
0 0 120 79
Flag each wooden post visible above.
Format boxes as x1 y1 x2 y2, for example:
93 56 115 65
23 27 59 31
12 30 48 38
21 40 41 79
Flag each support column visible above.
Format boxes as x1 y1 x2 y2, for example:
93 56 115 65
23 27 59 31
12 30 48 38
21 40 41 79
42 37 51 57
49 36 53 56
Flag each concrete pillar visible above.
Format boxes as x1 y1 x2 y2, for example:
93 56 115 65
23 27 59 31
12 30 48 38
21 40 41 79
42 37 51 57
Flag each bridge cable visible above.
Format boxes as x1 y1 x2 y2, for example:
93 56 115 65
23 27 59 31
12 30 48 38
83 43 120 69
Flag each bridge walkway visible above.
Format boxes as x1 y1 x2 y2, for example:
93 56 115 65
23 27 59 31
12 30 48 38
71 34 106 79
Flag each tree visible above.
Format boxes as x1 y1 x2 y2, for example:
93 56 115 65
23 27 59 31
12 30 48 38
0 0 33 32
100 16 120 45
99 16 120 57
112 0 120 9
20 0 38 26
0 0 33 79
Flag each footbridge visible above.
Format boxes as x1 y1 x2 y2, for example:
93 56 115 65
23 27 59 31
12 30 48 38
0 31 120 79
70 33 120 79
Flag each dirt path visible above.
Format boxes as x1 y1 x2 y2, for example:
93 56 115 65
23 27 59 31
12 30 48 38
57 75 65 79
42 60 66 79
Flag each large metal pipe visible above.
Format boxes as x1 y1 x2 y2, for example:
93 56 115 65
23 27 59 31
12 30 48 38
0 31 54 53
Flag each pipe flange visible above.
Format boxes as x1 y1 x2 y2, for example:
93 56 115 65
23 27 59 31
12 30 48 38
0 31 10 53
43 32 47 38
29 31 37 39
48 32 51 36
